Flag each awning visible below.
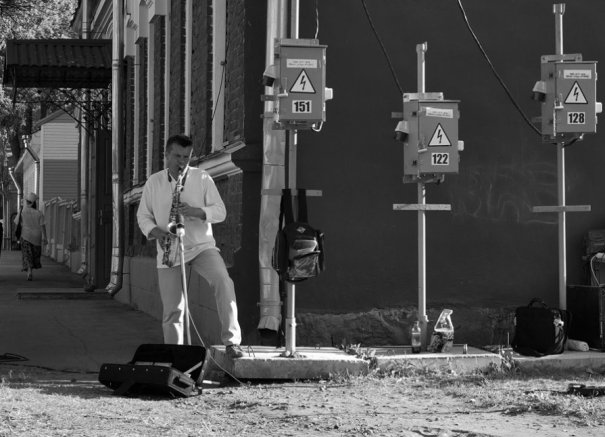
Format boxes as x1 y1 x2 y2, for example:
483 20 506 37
3 39 112 89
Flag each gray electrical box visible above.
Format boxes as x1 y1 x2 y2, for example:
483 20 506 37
399 94 462 184
272 38 330 130
536 55 601 138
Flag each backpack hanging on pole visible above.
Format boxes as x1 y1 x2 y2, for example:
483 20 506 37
272 189 325 283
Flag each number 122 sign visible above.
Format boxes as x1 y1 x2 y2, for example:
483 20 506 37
431 153 449 166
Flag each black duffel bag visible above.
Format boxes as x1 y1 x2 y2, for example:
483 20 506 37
512 298 571 357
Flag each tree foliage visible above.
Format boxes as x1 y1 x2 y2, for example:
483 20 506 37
0 0 77 44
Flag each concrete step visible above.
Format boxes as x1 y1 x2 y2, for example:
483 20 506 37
372 345 502 374
17 288 110 300
514 350 605 372
203 345 369 380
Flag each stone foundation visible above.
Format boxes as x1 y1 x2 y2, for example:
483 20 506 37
296 306 516 348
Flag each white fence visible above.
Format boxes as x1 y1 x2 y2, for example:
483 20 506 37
43 197 79 266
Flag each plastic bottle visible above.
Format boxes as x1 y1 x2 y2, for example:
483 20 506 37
411 321 422 353
428 309 454 352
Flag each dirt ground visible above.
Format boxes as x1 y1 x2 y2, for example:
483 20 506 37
2 363 605 437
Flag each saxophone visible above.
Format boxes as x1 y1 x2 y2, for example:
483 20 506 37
162 167 187 267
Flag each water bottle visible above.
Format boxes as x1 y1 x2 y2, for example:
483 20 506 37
411 321 422 353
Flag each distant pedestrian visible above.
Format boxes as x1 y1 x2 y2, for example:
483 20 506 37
14 193 47 281
0 218 3 259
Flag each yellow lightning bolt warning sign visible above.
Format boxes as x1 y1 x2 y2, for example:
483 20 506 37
428 123 452 146
289 69 316 94
564 81 588 104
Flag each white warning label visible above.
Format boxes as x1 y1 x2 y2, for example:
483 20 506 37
425 107 454 119
425 106 454 118
428 124 452 147
563 70 592 80
286 59 318 69
564 81 588 104
290 69 316 94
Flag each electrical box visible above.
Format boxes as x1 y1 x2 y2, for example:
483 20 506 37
535 55 601 139
268 38 332 130
398 94 462 184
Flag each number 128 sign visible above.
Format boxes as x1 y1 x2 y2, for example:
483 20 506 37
567 112 586 124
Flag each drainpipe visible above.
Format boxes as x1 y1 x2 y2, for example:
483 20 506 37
12 136 39 198
0 190 5 250
77 0 90 277
21 135 40 196
106 0 124 296
258 0 287 332
8 167 21 211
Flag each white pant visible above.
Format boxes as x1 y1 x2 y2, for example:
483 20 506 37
157 248 242 346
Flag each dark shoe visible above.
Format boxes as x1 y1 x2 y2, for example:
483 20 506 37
225 344 244 359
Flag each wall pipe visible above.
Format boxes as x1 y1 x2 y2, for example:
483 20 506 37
21 135 40 196
0 191 5 250
106 0 124 296
8 167 21 212
257 0 288 332
77 0 90 277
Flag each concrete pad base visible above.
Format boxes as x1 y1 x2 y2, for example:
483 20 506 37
203 345 369 381
372 345 502 374
514 350 605 372
17 288 110 300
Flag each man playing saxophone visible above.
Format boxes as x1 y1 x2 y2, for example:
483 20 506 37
136 134 244 359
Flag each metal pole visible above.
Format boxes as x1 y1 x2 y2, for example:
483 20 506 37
554 4 565 56
178 236 191 345
554 4 567 309
290 0 299 39
416 43 429 347
284 0 300 357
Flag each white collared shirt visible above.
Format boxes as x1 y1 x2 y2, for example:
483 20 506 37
137 167 226 268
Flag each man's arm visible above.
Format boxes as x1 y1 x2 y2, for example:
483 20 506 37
200 172 226 223
136 179 168 241
179 172 226 223
41 224 48 246
39 213 47 245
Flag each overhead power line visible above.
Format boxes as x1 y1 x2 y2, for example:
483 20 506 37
456 0 542 137
360 0 403 95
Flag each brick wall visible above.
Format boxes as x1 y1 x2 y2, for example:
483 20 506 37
137 38 148 181
223 0 245 144
213 173 243 267
190 0 211 156
169 0 186 137
152 15 166 173
125 201 155 258
123 55 135 191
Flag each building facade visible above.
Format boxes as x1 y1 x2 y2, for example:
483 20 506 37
59 0 605 348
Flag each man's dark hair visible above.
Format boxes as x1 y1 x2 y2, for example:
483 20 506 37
166 134 193 153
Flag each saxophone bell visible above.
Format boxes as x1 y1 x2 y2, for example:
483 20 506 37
167 213 185 236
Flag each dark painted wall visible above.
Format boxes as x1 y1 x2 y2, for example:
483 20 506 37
290 0 605 312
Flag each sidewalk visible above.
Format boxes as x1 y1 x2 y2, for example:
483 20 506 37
0 250 162 373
